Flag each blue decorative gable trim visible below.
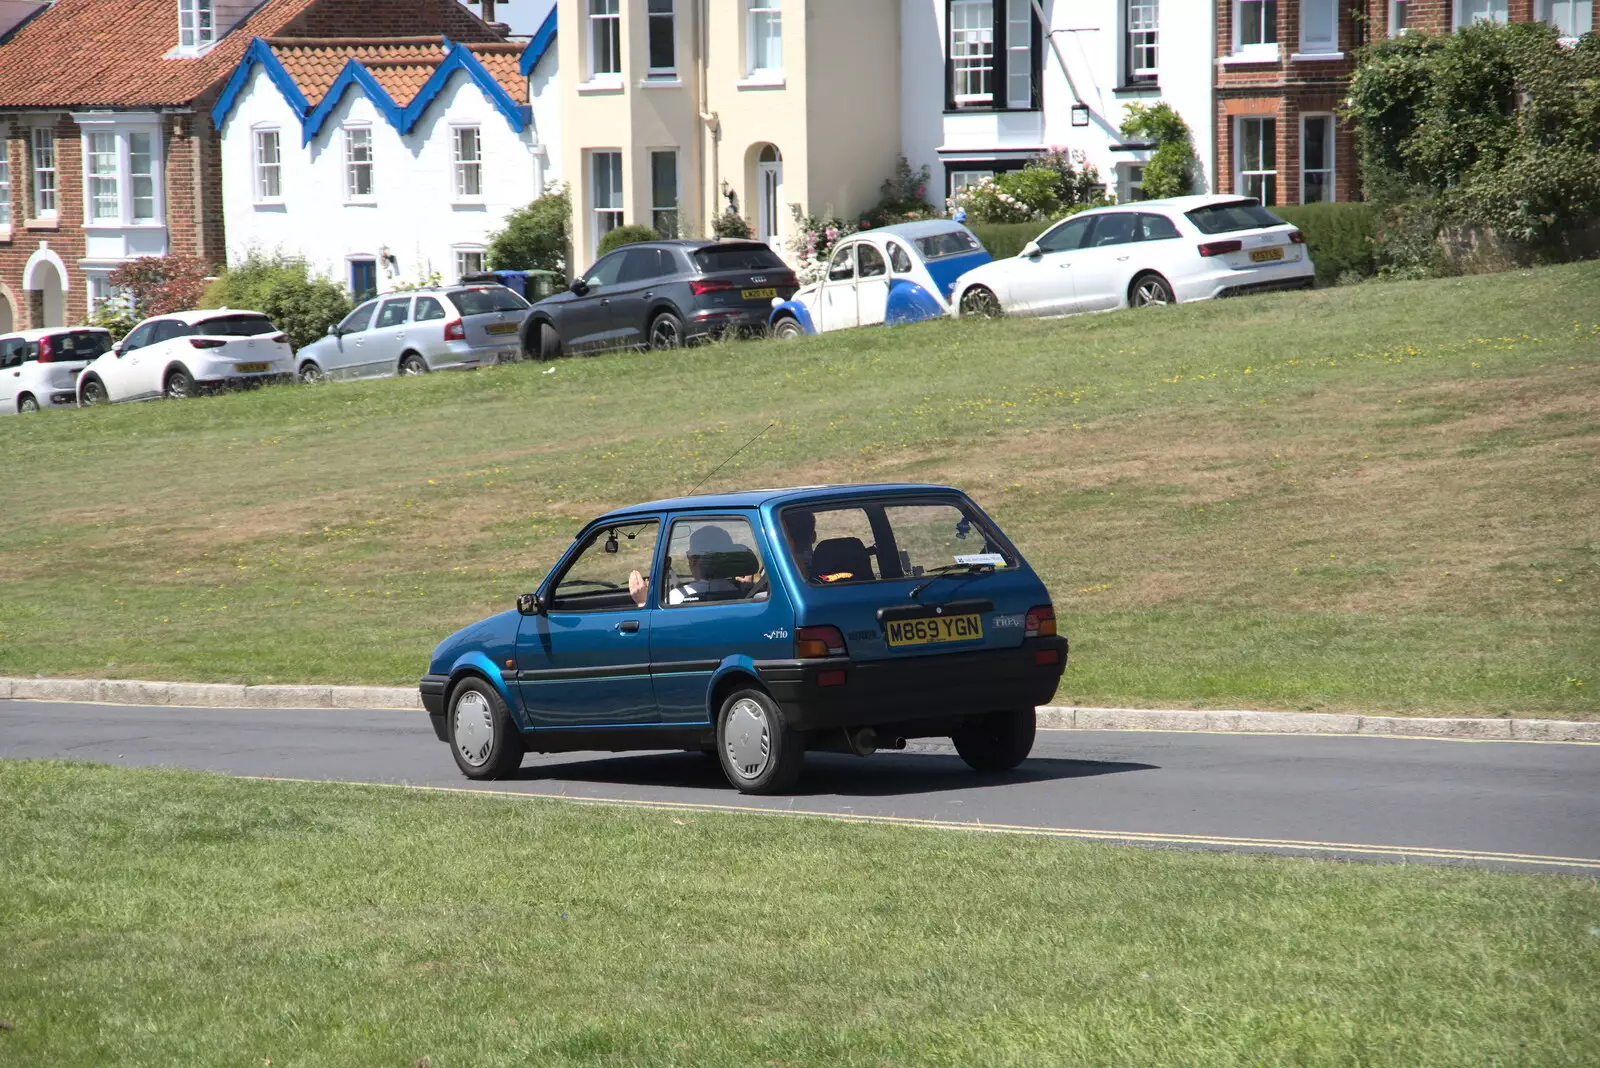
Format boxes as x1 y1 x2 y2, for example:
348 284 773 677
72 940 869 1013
211 37 310 130
402 40 527 136
301 57 406 144
520 7 557 76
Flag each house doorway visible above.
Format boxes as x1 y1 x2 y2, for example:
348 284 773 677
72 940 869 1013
756 144 783 250
32 262 64 327
0 291 13 333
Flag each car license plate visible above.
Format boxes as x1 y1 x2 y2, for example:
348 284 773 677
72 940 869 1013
742 287 777 300
235 362 269 373
884 613 984 648
1250 247 1285 263
485 322 518 335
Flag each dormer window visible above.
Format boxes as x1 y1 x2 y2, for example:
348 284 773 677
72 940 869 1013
179 0 215 51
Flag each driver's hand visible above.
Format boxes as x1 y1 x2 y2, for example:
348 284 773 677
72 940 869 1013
628 569 648 607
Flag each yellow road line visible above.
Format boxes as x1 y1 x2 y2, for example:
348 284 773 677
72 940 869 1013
240 774 1600 872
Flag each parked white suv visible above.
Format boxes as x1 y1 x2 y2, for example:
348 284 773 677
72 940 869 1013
951 195 1316 318
77 309 293 405
293 284 531 383
1 327 113 414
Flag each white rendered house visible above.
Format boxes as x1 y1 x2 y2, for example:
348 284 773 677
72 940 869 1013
213 28 559 299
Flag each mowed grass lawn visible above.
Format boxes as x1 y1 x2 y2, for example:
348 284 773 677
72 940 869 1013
1 761 1596 1067
0 263 1596 716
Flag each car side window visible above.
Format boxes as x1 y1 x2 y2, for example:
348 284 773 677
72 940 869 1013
827 245 856 282
582 253 626 288
660 517 766 608
858 244 887 279
548 520 660 613
1036 216 1094 254
20 340 41 363
339 302 377 334
375 298 411 329
0 338 24 368
886 241 914 274
1137 213 1181 241
148 320 189 344
119 323 155 352
1089 213 1139 247
413 297 446 322
617 247 668 284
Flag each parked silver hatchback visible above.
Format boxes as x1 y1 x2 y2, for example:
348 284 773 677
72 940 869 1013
293 284 532 383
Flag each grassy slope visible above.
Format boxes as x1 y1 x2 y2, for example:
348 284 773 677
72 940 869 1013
2 762 1596 1067
0 263 1596 716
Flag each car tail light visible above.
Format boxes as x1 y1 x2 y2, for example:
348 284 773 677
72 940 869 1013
773 272 798 288
188 338 226 349
36 336 54 363
1198 240 1243 258
1288 231 1307 245
796 625 847 659
690 279 737 296
270 333 289 343
443 318 466 341
1024 605 1057 638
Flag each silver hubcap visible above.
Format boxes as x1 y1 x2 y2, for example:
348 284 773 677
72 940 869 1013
168 377 190 397
653 321 679 347
300 367 320 383
1136 281 1168 306
402 359 422 375
724 698 772 780
20 398 37 412
453 690 495 767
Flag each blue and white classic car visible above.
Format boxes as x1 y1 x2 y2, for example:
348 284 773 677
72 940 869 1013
768 221 992 338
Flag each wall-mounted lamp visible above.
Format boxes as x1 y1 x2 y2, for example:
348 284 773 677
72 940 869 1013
720 179 731 198
378 245 399 272
1071 104 1091 127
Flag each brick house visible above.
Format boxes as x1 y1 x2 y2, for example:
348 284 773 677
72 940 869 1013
1213 1 1597 209
0 0 505 332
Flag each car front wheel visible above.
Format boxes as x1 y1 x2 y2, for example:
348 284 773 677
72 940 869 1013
959 285 1002 318
298 362 325 384
952 708 1036 772
772 317 806 340
717 687 804 794
1130 273 1175 308
448 678 524 780
18 394 39 413
80 377 108 406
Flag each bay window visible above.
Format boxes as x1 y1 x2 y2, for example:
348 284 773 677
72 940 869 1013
1235 0 1278 52
747 1 783 76
1539 0 1592 39
947 0 1039 109
1237 116 1277 205
588 0 621 78
75 122 164 225
1301 115 1334 203
254 128 281 201
87 132 119 220
32 127 56 217
1299 0 1338 54
453 126 482 199
648 0 677 77
1454 0 1508 27
1126 0 1159 83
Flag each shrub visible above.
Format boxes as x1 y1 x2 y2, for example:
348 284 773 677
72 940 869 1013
951 168 1068 223
597 224 659 257
487 184 571 276
84 301 139 341
863 155 935 228
1273 202 1379 284
108 254 212 318
1027 148 1109 209
1120 102 1197 198
788 214 858 284
202 253 352 351
712 212 754 239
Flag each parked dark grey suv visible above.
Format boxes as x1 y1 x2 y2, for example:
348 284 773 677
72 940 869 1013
521 240 798 357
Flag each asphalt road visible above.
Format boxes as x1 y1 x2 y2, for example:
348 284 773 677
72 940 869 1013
4 699 1598 876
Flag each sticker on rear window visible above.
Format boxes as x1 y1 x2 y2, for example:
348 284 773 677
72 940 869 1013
955 553 1006 566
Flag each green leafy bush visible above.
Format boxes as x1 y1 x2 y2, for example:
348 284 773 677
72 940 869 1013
1026 149 1110 209
788 214 858 284
864 155 935 227
1120 102 1197 198
712 213 754 239
487 184 571 276
202 253 352 351
967 222 1046 259
1273 203 1379 284
597 224 659 257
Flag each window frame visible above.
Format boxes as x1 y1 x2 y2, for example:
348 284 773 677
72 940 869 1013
658 515 767 610
1118 162 1146 203
1232 0 1279 55
0 156 10 231
1298 0 1339 54
1538 0 1592 40
650 149 680 238
1388 0 1408 35
1125 0 1159 84
452 125 483 200
74 122 164 227
1235 115 1278 206
591 149 624 249
547 519 663 615
949 0 995 106
945 0 1040 111
86 131 119 222
31 127 56 218
588 0 622 80
348 258 378 302
454 248 487 280
178 0 215 52
746 0 784 77
647 0 677 78
253 127 282 203
1453 0 1508 28
1299 113 1335 204
344 124 374 201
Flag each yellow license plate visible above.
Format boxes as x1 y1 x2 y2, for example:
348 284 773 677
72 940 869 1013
741 287 778 300
1250 247 1285 263
884 613 984 648
235 362 269 373
485 322 518 335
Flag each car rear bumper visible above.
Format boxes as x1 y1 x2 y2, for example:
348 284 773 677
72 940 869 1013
688 307 774 336
1178 261 1315 302
194 372 294 391
756 636 1068 731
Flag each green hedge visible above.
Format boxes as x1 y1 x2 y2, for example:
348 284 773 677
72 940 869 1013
1273 202 1378 284
969 222 1048 260
598 224 659 257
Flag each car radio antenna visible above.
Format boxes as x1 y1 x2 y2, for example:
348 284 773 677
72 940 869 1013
686 421 777 497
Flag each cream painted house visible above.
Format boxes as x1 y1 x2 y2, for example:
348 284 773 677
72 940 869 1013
558 0 901 267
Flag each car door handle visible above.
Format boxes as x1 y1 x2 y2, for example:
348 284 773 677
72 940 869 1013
1117 255 1130 262
615 620 640 633
643 291 654 299
601 298 611 306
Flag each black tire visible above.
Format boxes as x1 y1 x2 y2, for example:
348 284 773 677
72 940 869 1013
952 708 1036 772
1129 272 1175 308
399 352 429 376
164 367 195 399
716 687 805 795
80 377 108 406
537 322 563 361
772 317 806 340
18 394 39 414
648 311 685 351
447 677 524 780
959 285 1003 318
298 361 325 384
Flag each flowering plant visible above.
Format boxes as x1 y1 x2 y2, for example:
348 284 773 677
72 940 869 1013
788 213 858 285
108 254 213 317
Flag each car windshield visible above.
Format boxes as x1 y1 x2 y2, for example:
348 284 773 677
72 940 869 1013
694 245 786 271
193 314 279 337
448 287 530 315
1185 200 1288 235
48 330 113 359
780 498 1016 586
913 230 982 260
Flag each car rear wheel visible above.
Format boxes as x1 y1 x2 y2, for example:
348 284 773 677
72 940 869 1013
399 353 429 376
772 317 805 340
298 361 325 384
717 688 804 795
959 285 1002 318
1130 273 1175 308
164 367 195 399
536 322 563 361
648 312 685 351
448 678 523 780
952 708 1036 772
80 377 108 406
18 394 39 414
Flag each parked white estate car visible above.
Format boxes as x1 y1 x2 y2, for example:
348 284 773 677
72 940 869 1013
77 309 293 405
293 284 531 383
951 195 1316 318
0 327 113 414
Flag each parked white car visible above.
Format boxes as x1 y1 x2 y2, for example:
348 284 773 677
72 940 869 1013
293 284 531 383
0 327 113 414
950 195 1315 318
77 309 293 405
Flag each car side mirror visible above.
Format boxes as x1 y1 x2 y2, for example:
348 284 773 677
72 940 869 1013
1021 240 1042 258
328 323 343 337
570 279 590 296
516 591 544 616
113 345 124 357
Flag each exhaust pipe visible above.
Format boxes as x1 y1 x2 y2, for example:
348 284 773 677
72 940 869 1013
843 727 906 757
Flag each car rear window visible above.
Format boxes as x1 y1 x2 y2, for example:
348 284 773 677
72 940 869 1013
447 286 530 315
47 330 113 359
1184 200 1288 235
913 229 983 260
693 244 787 272
193 314 279 337
780 499 1016 586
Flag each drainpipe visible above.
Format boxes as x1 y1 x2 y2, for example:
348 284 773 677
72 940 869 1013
698 0 719 237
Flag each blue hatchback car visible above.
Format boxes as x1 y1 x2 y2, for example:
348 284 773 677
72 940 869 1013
419 484 1068 794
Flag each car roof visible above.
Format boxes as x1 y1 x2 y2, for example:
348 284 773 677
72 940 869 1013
354 285 518 302
862 220 977 240
140 308 274 325
1082 194 1264 214
592 483 967 522
0 326 112 342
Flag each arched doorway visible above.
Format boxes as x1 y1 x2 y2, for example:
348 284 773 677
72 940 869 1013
34 263 64 327
23 245 69 328
755 144 783 250
0 291 13 334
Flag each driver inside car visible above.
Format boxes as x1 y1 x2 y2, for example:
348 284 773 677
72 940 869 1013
628 523 752 606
